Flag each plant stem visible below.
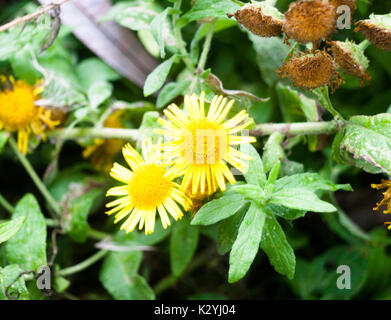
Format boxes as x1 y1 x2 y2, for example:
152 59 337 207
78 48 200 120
8 137 61 217
48 120 341 141
251 120 342 136
172 0 194 73
47 127 139 141
58 250 108 277
0 193 14 214
189 20 216 93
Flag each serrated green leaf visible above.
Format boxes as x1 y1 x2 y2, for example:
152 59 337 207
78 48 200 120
191 193 246 225
0 264 29 300
156 80 191 109
332 113 391 175
144 55 176 96
274 173 353 193
6 194 47 271
243 144 266 187
228 203 266 283
270 187 337 213
100 251 154 300
0 217 25 245
261 210 295 279
170 216 199 276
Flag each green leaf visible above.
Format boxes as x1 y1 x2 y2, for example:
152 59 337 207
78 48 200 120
332 113 391 175
274 173 353 193
243 144 266 187
228 203 266 283
150 8 169 58
217 204 248 255
65 188 101 243
270 187 337 213
156 80 191 109
0 131 8 153
6 194 47 271
88 81 113 109
99 251 154 300
0 217 25 245
191 193 246 226
263 132 285 173
0 264 29 300
102 1 159 31
230 184 264 202
249 35 290 86
268 204 306 221
180 0 240 24
170 216 199 277
261 210 295 279
144 55 176 96
76 58 119 91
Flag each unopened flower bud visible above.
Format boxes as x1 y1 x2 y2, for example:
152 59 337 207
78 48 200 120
355 13 391 51
233 0 284 37
276 51 339 90
283 0 336 43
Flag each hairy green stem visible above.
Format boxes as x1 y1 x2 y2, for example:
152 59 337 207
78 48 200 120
58 250 108 277
48 120 341 142
8 137 61 217
189 20 216 94
0 193 14 214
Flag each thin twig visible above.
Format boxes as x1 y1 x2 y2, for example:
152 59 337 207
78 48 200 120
0 0 69 33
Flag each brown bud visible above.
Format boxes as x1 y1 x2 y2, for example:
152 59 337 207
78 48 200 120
233 3 284 37
283 0 336 43
276 51 338 90
355 14 391 51
329 40 371 85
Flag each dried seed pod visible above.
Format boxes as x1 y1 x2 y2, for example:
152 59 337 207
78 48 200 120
276 51 338 90
283 0 337 43
328 0 356 14
355 13 391 51
329 40 371 84
233 1 284 37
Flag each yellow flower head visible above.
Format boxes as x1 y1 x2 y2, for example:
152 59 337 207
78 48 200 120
156 92 256 199
83 110 124 172
106 139 191 235
371 179 391 230
0 77 59 154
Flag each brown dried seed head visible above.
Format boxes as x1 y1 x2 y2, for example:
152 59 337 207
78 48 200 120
355 20 391 51
276 51 337 90
329 41 371 84
328 0 356 14
234 3 283 37
283 0 337 43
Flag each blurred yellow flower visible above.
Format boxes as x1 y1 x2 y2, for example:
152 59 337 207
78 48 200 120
106 139 191 235
0 77 59 154
83 110 124 172
371 179 391 230
155 92 255 200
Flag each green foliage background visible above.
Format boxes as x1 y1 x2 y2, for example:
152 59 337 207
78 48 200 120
1 0 391 300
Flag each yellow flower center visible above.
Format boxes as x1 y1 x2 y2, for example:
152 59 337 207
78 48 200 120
0 81 37 130
182 119 228 165
128 164 173 210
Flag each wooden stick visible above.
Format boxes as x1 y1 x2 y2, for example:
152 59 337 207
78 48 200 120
0 0 69 33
